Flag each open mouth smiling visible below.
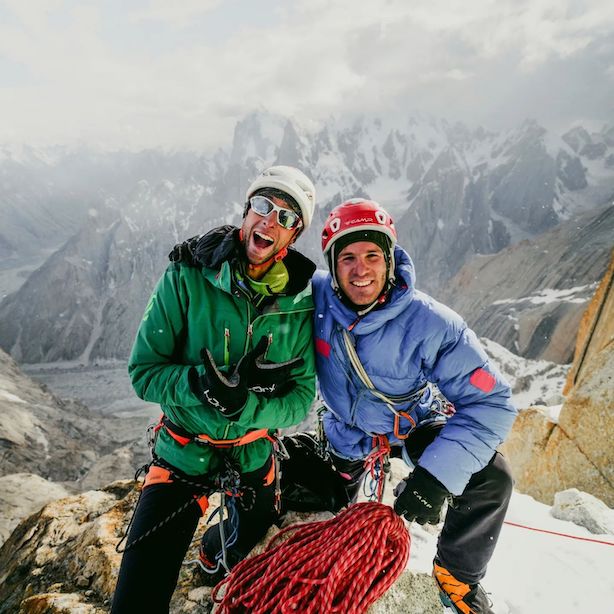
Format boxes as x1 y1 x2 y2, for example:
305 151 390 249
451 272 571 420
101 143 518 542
351 280 373 287
253 230 274 249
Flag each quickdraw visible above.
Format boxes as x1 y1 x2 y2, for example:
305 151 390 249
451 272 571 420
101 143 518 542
363 435 391 502
188 459 243 575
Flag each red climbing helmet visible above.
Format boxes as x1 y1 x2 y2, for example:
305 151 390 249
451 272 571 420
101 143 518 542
321 199 397 256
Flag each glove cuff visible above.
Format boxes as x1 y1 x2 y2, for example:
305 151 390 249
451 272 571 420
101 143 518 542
411 466 449 498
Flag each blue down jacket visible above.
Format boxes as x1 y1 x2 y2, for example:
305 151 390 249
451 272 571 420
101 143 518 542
312 245 517 495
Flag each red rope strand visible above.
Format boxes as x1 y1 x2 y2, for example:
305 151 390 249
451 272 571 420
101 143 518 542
212 502 410 614
503 520 614 546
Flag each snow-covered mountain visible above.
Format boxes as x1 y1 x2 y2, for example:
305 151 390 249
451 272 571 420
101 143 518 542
1 111 612 363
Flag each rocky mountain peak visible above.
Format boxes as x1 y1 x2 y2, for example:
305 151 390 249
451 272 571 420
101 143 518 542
1 112 613 364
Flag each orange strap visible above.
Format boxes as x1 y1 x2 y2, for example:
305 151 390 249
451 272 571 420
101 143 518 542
263 456 276 486
159 414 273 449
194 495 209 516
143 466 209 516
143 466 174 487
192 429 274 448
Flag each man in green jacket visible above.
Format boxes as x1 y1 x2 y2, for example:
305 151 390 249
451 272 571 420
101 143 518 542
111 166 317 614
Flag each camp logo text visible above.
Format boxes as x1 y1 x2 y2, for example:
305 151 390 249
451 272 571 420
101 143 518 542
347 217 375 225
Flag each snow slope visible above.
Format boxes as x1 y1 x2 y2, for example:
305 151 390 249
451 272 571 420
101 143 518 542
376 460 614 613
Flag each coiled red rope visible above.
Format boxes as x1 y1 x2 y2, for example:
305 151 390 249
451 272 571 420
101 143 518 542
212 501 410 614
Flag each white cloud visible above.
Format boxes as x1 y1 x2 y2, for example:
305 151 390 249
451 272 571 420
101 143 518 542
128 0 221 27
0 0 612 149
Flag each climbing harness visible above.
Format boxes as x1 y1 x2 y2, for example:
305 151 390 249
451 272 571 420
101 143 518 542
117 414 287 575
212 501 410 614
341 328 424 434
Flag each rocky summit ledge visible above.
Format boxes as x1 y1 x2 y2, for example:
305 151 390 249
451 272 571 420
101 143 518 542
0 480 443 614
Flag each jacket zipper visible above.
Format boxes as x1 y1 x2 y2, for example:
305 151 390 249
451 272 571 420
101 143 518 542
224 327 231 367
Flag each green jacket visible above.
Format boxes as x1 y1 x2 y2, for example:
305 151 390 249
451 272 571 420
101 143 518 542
128 226 317 475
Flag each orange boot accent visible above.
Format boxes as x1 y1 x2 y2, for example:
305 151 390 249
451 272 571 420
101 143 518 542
433 561 474 614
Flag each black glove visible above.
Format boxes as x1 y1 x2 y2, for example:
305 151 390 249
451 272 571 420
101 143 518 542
169 235 200 265
189 349 248 420
238 336 305 396
393 466 449 525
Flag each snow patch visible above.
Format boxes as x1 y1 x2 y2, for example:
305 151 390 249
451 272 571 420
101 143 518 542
492 284 596 306
0 389 27 403
480 337 568 408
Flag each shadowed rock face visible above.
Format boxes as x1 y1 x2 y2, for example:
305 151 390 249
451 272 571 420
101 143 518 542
501 252 614 506
439 205 614 363
0 481 444 614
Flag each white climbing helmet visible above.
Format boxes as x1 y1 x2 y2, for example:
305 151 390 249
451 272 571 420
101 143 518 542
246 166 316 231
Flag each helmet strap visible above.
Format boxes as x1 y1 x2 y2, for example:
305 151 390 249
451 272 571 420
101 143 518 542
274 247 288 262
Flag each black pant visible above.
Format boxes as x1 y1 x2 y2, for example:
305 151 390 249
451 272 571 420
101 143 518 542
111 458 277 614
282 424 513 585
404 423 513 585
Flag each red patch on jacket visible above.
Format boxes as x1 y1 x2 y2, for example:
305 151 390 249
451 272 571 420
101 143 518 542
315 338 331 358
470 368 496 393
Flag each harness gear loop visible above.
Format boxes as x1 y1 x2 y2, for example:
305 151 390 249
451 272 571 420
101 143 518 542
146 413 165 451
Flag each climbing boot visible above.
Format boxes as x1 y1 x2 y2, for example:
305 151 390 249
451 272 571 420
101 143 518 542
432 559 494 614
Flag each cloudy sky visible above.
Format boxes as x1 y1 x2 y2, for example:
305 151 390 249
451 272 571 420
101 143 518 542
0 0 612 151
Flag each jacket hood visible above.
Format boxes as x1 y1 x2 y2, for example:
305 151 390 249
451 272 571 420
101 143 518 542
192 224 316 295
324 244 416 334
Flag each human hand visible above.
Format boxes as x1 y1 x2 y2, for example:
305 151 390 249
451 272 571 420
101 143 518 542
238 336 304 396
169 235 200 265
188 349 248 420
393 466 449 525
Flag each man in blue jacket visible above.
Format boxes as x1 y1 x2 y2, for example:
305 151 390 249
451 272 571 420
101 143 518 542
310 198 517 614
